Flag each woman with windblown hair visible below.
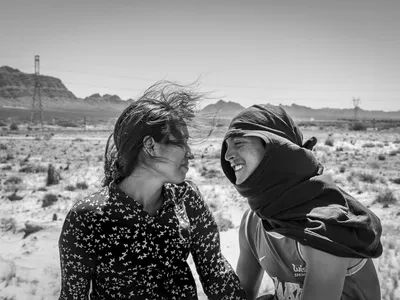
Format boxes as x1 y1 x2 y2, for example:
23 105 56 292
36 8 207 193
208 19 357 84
58 81 246 300
221 104 382 300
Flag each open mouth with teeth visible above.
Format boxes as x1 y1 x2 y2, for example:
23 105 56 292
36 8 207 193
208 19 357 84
233 165 244 172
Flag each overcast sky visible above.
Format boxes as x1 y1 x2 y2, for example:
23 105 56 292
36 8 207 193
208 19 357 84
1 0 399 111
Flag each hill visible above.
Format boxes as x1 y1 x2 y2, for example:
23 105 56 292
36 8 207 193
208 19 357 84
200 102 400 122
1 65 400 122
0 66 128 120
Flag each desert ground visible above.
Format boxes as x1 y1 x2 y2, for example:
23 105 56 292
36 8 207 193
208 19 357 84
1 123 400 300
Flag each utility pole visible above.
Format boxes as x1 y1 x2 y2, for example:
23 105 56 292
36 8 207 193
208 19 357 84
353 97 361 121
30 55 44 130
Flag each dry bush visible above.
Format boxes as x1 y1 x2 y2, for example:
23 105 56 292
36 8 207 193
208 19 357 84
0 257 16 283
324 137 334 147
362 142 376 148
46 164 61 186
378 154 386 161
9 122 18 131
76 181 89 190
347 171 380 184
391 178 400 185
19 164 47 173
349 122 367 131
42 193 58 208
0 217 17 233
213 211 234 232
374 189 397 205
4 176 22 185
65 184 76 191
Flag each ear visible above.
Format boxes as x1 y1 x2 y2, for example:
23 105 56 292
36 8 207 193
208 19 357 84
142 136 155 154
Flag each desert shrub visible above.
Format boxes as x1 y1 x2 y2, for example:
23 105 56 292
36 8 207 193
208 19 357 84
200 166 222 179
0 120 7 127
42 193 58 208
349 122 367 131
362 142 375 148
348 171 378 183
57 120 80 128
369 161 380 169
214 212 234 232
339 165 346 173
2 165 12 170
19 164 47 173
0 217 17 233
389 149 399 156
375 189 397 205
0 143 7 150
65 184 76 191
46 164 61 186
390 178 400 184
73 138 84 142
76 181 89 190
9 122 19 131
0 257 16 282
378 154 386 161
5 153 14 161
4 176 22 184
324 137 334 147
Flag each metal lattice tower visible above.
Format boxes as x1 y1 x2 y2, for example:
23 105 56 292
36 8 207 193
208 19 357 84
353 97 361 120
30 55 44 129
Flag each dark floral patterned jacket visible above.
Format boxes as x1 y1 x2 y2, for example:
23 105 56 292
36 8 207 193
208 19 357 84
58 181 246 300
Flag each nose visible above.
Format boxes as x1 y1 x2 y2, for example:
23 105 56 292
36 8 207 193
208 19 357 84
186 145 194 160
224 143 236 162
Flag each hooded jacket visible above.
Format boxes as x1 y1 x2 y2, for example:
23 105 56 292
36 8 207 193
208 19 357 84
220 104 382 258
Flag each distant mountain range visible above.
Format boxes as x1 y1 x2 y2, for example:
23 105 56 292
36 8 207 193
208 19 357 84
1 65 400 121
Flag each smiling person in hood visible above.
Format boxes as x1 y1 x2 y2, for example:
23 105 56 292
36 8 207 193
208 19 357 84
221 104 382 300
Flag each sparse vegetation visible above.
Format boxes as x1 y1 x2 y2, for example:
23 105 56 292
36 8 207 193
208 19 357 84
4 176 22 185
19 164 47 173
1 126 400 299
65 184 76 191
349 122 367 131
46 164 61 186
324 137 334 147
76 181 89 190
375 189 397 205
42 193 58 208
9 122 19 131
378 154 386 161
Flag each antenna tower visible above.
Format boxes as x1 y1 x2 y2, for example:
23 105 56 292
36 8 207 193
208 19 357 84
353 97 361 120
30 55 44 129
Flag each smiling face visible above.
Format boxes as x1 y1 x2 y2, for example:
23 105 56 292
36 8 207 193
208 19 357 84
224 135 266 185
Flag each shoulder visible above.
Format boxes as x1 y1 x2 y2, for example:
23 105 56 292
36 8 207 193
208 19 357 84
240 209 260 234
67 187 109 222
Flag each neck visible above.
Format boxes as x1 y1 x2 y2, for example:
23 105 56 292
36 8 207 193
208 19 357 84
117 169 164 216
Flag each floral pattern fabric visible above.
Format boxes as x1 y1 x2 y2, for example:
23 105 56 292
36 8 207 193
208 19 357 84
58 181 246 300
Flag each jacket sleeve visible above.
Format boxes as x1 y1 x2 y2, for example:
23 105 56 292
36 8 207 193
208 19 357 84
185 182 247 300
58 207 97 300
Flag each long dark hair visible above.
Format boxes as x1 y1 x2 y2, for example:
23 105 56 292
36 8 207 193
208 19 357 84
103 80 203 186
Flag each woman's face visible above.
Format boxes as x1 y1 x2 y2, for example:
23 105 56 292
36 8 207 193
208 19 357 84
224 136 266 185
153 124 193 184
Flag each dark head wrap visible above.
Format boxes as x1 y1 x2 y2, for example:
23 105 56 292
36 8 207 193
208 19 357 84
221 104 382 258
